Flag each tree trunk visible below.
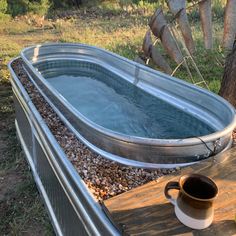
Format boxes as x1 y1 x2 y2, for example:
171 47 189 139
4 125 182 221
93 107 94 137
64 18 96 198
223 0 236 50
219 42 236 107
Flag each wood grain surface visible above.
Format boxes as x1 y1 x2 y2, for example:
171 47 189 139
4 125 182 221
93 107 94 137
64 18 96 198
104 148 236 235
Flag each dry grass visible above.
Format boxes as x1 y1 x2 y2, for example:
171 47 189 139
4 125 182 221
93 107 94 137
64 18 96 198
0 3 226 91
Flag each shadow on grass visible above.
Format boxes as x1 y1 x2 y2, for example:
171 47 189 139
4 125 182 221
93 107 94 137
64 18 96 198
0 82 54 235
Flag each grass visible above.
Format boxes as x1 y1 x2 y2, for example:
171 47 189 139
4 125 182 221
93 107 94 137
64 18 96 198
0 83 54 235
0 2 226 90
0 1 227 234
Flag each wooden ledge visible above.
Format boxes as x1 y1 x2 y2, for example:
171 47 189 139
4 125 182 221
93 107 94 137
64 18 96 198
104 148 236 235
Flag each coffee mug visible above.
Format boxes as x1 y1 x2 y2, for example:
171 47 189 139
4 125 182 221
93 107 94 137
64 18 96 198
164 174 218 230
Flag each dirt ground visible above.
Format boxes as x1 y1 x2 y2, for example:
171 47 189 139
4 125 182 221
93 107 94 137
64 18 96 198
0 82 53 235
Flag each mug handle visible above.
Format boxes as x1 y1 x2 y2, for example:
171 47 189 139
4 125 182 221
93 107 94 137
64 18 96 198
164 181 180 205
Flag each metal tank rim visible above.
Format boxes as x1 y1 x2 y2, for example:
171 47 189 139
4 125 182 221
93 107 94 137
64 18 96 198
8 59 121 235
20 43 236 147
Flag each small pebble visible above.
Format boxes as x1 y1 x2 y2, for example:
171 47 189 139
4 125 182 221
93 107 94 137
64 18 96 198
12 59 179 201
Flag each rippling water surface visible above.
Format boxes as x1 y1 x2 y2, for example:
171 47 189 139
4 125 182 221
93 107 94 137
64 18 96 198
44 65 215 139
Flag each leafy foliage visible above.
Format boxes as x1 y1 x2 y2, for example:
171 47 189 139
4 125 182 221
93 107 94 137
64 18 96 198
28 0 51 16
7 0 50 16
0 0 7 13
7 0 28 16
6 0 86 16
51 0 84 8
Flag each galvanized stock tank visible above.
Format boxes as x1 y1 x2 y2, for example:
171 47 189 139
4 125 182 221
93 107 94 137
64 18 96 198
8 59 120 236
9 43 236 235
19 43 236 169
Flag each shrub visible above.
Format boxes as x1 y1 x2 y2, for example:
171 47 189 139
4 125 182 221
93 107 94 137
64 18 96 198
7 0 28 16
7 0 50 17
28 0 50 16
0 0 7 13
51 0 84 9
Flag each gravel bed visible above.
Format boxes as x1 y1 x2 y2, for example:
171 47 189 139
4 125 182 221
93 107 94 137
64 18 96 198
12 59 177 201
232 132 236 146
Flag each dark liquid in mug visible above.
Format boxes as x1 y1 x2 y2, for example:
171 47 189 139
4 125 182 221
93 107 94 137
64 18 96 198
183 177 217 199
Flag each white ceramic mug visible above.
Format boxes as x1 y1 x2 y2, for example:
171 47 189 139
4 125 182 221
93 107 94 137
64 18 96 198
164 174 218 230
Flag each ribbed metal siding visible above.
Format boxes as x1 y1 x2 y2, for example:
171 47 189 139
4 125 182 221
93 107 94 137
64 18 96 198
9 58 120 236
13 93 88 235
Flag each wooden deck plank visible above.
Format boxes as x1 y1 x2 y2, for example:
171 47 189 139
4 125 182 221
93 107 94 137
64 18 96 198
104 148 236 235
